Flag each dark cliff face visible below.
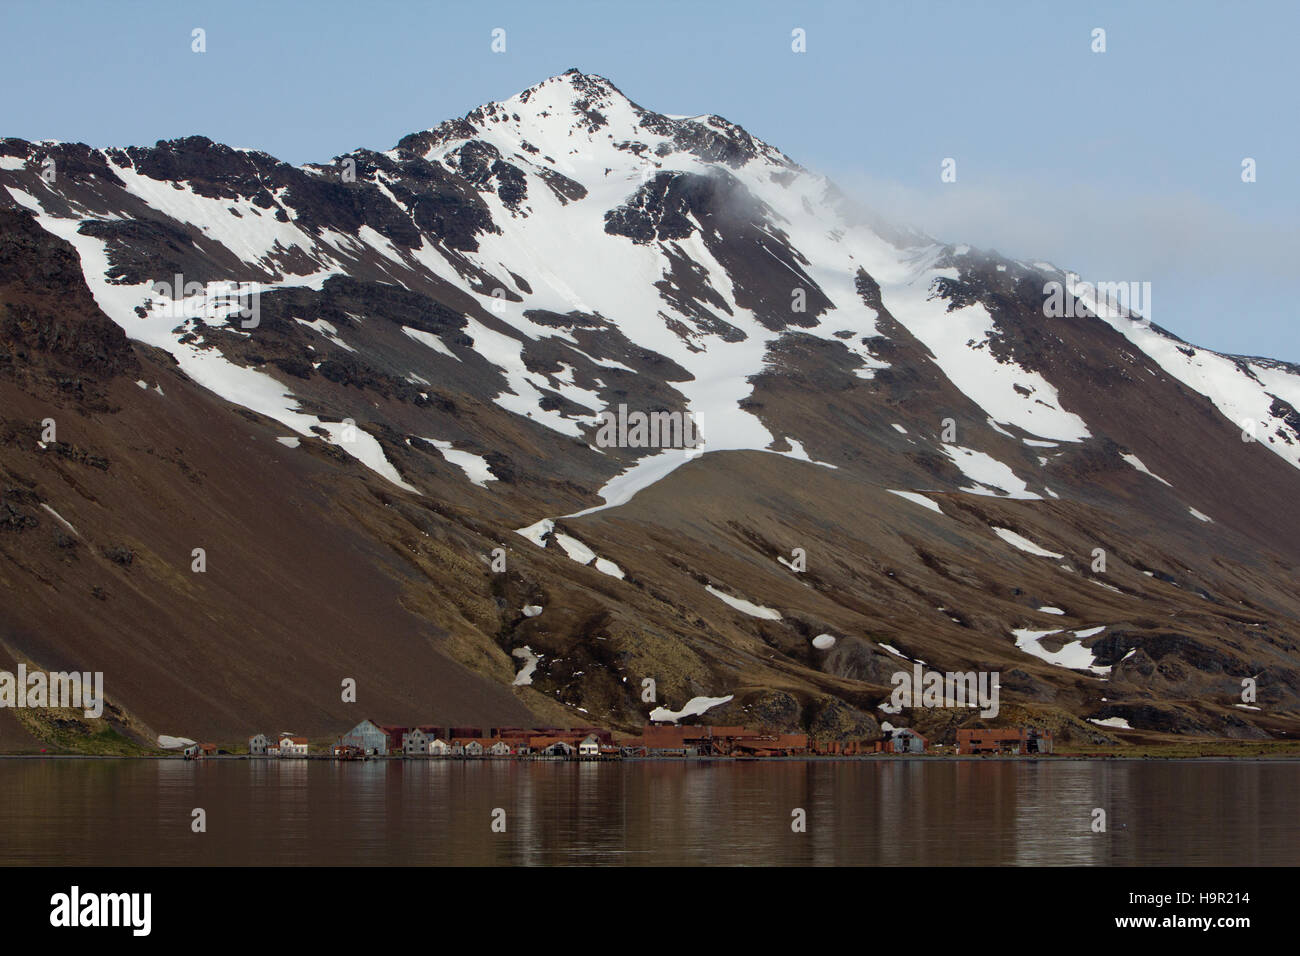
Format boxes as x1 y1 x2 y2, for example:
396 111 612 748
0 207 138 391
1 71 1299 750
604 170 832 331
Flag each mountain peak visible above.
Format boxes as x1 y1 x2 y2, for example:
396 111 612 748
396 69 794 181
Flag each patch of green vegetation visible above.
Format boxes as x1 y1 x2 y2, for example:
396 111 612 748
1063 739 1300 758
13 708 155 756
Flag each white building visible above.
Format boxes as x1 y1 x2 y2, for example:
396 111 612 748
403 727 440 756
279 735 309 757
578 734 600 757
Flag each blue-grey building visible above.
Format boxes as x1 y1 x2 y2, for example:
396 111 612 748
336 719 391 756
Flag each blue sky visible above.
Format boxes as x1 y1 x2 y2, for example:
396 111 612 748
3 0 1296 359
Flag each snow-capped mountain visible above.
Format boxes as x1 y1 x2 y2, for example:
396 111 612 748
2 69 1298 748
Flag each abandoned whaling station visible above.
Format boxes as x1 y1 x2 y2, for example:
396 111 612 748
212 720 1055 760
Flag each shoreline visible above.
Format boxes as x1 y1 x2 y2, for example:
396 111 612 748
4 752 1300 762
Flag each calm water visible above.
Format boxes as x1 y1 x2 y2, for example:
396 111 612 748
0 758 1295 866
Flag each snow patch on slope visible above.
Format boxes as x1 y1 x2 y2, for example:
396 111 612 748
553 531 625 579
512 646 540 686
943 445 1040 499
705 585 781 620
993 527 1064 559
1011 628 1110 675
649 694 734 724
422 439 495 487
1121 453 1172 487
1089 716 1132 729
888 490 943 514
